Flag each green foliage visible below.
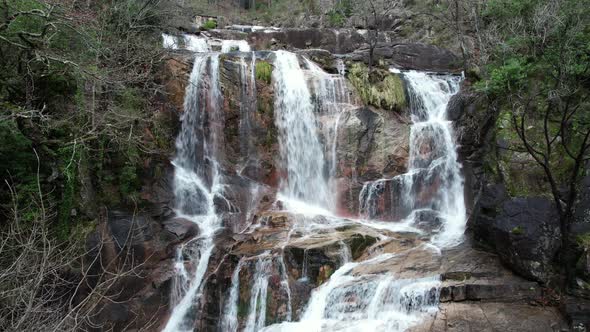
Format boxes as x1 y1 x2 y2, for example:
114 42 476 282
511 226 524 235
326 0 353 27
478 0 590 208
348 63 406 111
577 233 590 249
201 19 217 30
475 58 529 95
256 61 273 84
56 144 82 240
483 0 540 20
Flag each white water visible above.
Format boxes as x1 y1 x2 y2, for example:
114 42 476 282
263 254 440 332
221 253 293 332
403 71 465 247
221 259 245 332
272 51 332 209
222 40 252 52
358 70 465 248
184 35 210 52
162 33 178 49
164 54 225 332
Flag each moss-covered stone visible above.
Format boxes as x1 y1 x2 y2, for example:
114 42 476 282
317 265 334 285
347 63 406 112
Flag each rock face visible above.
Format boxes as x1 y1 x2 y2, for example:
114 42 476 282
347 42 462 72
248 28 366 54
334 106 410 216
83 211 178 331
409 302 567 332
474 190 561 284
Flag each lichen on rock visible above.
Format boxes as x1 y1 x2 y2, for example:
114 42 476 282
347 63 406 112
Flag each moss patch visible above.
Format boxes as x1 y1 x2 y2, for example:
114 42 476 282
256 60 272 85
348 63 406 111
577 233 590 249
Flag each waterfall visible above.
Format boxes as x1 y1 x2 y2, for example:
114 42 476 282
221 259 245 332
358 70 465 247
263 253 440 332
184 35 210 52
402 71 465 247
222 40 252 52
261 69 464 332
163 36 465 330
162 33 178 49
163 54 225 332
272 51 332 209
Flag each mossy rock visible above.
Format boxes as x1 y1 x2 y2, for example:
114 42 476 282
346 234 378 260
348 63 406 112
317 265 334 285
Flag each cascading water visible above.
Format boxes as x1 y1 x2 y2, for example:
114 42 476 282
272 51 332 209
164 54 225 332
162 33 179 49
184 35 211 52
359 70 465 247
222 40 252 53
403 71 465 247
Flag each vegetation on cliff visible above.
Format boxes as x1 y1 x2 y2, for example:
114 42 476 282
348 63 406 112
0 0 179 330
470 0 590 288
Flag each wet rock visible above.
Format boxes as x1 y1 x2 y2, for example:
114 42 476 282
439 280 541 302
335 107 410 215
163 217 199 239
161 54 193 111
298 49 336 70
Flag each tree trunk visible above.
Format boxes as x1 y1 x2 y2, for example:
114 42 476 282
368 45 374 72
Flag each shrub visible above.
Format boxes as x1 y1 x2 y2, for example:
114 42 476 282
201 19 217 30
256 61 272 84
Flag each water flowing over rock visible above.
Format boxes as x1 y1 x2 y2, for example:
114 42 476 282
359 71 465 247
272 51 332 209
164 54 225 332
153 35 566 331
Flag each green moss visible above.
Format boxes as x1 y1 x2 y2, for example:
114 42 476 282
56 144 84 240
201 19 217 30
238 298 249 318
256 60 272 85
577 233 590 249
511 226 524 235
348 63 406 111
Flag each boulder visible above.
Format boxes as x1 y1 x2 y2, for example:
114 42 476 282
474 196 561 283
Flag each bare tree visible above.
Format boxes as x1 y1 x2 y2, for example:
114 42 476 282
0 177 161 331
355 0 400 71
